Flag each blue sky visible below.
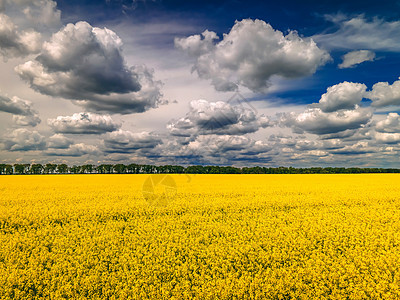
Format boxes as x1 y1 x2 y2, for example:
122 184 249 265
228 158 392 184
1 0 400 167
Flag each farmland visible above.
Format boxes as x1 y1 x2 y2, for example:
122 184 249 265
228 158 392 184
1 174 400 299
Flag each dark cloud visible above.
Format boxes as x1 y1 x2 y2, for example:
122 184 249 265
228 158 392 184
103 129 162 153
16 21 163 114
330 142 376 155
168 99 271 137
156 134 272 165
45 143 99 157
0 94 40 126
318 129 360 140
2 128 46 151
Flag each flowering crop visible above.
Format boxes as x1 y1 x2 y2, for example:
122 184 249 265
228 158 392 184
1 174 400 299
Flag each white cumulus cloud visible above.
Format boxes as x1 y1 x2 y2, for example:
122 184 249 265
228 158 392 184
175 19 330 92
0 13 41 59
373 131 400 144
367 79 400 107
20 0 61 27
316 81 367 112
47 134 73 149
48 112 120 134
375 113 400 133
281 106 372 135
281 81 372 135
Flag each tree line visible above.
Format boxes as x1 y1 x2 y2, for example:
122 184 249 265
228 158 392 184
1 163 400 175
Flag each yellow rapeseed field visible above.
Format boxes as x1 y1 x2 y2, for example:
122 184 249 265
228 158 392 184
1 174 400 299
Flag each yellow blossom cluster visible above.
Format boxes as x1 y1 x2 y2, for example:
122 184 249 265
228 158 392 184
1 174 400 299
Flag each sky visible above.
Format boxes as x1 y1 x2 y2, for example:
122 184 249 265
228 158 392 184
1 0 400 167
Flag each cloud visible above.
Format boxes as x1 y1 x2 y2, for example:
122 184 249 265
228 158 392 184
1 0 60 26
47 134 73 149
12 114 41 126
318 128 372 141
315 15 400 51
48 112 120 134
338 50 375 69
175 134 272 164
103 129 162 153
0 0 60 60
45 143 99 157
269 135 345 154
315 81 367 112
20 0 61 27
16 21 163 114
330 141 376 155
268 134 298 146
189 134 253 153
280 80 373 135
175 19 330 92
367 79 400 107
0 94 41 126
281 106 372 135
167 99 271 137
0 94 36 115
375 113 400 134
2 128 46 151
373 132 400 144
0 13 41 59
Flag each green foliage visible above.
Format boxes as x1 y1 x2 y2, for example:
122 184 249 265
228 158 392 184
1 163 400 175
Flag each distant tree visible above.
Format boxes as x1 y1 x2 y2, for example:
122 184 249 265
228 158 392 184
14 164 26 175
4 163 400 175
127 164 141 174
96 164 113 174
23 164 30 174
185 165 205 174
57 164 68 174
30 164 43 174
141 165 155 174
104 164 113 174
44 163 57 174
173 166 185 173
96 165 105 174
5 164 13 175
81 164 94 174
224 166 241 174
113 164 126 174
155 165 165 173
69 165 81 174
